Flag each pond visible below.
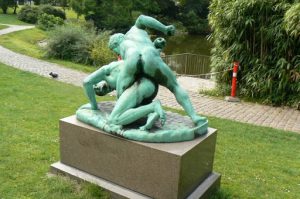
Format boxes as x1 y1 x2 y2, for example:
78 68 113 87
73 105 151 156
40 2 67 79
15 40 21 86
163 34 213 75
164 34 212 56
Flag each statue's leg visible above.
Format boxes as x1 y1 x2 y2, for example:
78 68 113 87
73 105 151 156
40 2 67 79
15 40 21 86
116 51 140 98
143 55 206 125
109 79 165 127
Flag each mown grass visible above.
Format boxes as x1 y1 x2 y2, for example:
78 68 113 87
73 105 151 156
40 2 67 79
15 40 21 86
0 24 8 30
0 27 96 73
0 13 30 25
0 8 30 25
1 62 299 198
0 63 113 198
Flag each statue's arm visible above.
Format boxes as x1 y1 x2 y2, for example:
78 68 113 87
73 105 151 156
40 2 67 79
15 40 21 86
83 63 115 110
135 15 175 36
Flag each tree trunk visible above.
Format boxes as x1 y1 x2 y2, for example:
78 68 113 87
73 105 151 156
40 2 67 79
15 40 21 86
13 5 18 14
2 7 7 14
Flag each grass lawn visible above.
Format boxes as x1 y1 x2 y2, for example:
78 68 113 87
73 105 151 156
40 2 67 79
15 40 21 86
0 24 8 30
0 13 30 25
0 63 300 198
0 27 96 73
0 7 30 25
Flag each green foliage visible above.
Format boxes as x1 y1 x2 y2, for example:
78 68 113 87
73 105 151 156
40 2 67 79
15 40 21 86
37 13 64 30
33 0 41 5
179 0 210 35
39 4 66 20
40 0 59 5
17 5 39 24
69 0 84 19
83 0 133 32
0 0 15 14
181 10 209 35
284 3 300 38
46 23 96 64
209 0 300 106
18 4 65 24
91 31 116 66
70 0 178 31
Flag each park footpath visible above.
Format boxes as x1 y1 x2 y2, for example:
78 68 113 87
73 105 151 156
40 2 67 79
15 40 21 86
0 24 299 133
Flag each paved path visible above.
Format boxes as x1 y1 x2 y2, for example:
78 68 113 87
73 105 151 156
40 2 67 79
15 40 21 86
0 23 35 35
0 25 299 133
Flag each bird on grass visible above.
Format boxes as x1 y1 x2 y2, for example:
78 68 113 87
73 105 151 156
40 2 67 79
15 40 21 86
49 72 58 78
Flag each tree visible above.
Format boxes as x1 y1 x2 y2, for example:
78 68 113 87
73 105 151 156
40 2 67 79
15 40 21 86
69 0 84 19
33 0 40 5
178 0 210 34
59 0 68 11
81 0 132 32
0 0 16 14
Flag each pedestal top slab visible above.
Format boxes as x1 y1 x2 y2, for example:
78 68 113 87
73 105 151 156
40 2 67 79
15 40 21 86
61 115 216 156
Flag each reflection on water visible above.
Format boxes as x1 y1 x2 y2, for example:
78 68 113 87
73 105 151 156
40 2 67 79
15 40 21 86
164 34 211 56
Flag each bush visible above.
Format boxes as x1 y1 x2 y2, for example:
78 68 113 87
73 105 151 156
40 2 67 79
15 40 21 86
46 24 95 64
39 4 66 20
284 3 300 38
17 5 39 24
209 0 300 106
91 31 116 66
37 13 64 30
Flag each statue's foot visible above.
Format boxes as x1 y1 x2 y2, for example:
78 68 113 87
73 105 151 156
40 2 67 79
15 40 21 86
139 112 159 131
103 122 122 133
193 115 208 136
79 103 98 110
153 100 166 126
193 115 207 126
139 100 166 131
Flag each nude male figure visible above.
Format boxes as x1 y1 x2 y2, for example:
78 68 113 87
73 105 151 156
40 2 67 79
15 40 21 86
83 60 165 130
109 15 206 125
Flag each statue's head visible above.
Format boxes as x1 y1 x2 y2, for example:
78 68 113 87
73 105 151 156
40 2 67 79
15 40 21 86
108 33 125 55
153 37 166 50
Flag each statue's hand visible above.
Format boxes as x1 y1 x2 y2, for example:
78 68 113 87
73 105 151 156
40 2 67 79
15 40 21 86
165 25 175 36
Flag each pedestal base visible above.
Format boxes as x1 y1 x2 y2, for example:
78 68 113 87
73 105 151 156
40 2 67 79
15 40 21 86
50 162 220 199
51 114 220 199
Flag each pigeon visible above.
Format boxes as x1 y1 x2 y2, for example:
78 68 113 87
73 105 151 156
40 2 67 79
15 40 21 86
49 72 58 78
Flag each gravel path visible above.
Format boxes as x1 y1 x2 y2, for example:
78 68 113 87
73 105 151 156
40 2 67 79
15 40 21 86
0 25 299 133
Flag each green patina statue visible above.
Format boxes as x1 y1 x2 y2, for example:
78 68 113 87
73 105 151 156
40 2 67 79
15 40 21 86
76 15 208 142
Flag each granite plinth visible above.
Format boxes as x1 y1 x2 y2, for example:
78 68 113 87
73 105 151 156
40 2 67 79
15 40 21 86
51 115 220 199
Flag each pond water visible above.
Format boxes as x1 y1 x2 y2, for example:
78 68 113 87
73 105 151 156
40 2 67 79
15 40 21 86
164 35 212 56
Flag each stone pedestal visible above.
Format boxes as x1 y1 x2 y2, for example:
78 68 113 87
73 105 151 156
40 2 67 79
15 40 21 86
51 115 220 199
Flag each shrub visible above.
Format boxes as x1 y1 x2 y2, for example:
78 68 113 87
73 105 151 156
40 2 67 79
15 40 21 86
37 13 64 31
39 4 66 20
209 0 300 106
17 5 39 24
46 24 95 64
91 31 116 66
284 3 300 38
